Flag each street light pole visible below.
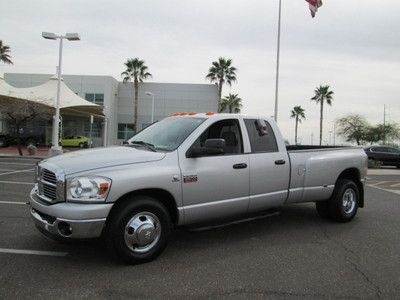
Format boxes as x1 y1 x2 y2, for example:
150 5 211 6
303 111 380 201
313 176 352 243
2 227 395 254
274 0 282 122
145 92 155 123
42 32 80 156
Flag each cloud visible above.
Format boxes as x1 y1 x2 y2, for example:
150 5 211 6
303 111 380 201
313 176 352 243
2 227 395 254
1 0 399 144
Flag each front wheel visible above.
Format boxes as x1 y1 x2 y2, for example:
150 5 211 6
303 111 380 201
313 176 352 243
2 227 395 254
105 196 171 264
316 179 359 222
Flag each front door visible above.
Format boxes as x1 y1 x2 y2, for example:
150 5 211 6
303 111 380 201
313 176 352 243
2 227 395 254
179 118 250 224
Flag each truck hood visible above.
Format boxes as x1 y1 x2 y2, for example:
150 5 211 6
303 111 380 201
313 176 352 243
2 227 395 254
42 146 166 175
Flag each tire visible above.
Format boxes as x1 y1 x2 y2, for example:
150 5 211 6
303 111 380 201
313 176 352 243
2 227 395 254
0 137 6 147
79 142 84 148
317 179 359 222
104 196 171 265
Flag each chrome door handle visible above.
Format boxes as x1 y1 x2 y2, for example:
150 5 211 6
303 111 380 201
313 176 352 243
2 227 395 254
233 163 247 169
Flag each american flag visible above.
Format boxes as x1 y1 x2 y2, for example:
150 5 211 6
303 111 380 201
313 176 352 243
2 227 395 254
305 0 323 18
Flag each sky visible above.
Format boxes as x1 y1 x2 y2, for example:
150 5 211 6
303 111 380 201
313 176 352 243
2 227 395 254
1 0 400 144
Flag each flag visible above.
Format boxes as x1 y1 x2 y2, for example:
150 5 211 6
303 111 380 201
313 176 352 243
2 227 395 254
305 0 323 18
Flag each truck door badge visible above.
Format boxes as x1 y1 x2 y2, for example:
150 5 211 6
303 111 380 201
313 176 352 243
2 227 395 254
183 175 198 183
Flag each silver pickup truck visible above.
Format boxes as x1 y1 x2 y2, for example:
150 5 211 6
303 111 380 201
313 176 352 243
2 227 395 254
30 113 368 264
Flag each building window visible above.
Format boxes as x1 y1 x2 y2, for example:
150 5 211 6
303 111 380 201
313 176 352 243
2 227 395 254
85 93 104 105
118 123 135 140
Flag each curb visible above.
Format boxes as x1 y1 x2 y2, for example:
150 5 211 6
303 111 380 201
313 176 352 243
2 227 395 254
0 155 44 160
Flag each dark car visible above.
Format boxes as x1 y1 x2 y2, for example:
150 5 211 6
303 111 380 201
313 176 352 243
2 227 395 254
364 146 400 168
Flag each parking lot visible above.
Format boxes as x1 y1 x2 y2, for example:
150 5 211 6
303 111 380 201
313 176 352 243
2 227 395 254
0 157 400 299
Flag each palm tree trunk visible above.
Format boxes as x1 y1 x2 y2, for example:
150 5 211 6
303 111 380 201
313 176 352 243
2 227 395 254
319 102 324 145
134 78 139 132
295 116 298 145
217 79 223 112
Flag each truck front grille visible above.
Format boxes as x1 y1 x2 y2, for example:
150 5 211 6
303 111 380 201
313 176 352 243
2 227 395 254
36 166 64 204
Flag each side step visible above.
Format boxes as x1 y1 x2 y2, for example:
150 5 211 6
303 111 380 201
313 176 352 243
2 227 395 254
188 209 280 232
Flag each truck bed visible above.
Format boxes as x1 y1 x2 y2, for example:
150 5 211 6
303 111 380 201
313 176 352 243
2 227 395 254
286 145 357 152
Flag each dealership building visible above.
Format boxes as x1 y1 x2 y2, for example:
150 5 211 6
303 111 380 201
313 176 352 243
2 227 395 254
2 73 218 146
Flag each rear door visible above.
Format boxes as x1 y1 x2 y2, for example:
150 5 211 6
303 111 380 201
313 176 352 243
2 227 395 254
244 119 290 213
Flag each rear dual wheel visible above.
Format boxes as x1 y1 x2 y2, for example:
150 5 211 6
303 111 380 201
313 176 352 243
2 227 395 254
316 179 359 222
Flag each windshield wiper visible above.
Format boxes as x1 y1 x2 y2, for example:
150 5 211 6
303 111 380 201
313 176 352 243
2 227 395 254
129 141 157 152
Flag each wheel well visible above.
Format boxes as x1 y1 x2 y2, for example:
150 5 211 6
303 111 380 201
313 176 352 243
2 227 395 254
336 168 364 208
108 188 179 225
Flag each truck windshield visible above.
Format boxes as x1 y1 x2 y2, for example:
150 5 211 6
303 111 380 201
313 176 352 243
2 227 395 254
128 117 206 151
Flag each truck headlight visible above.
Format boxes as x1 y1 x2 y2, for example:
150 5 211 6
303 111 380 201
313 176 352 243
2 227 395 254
67 176 111 202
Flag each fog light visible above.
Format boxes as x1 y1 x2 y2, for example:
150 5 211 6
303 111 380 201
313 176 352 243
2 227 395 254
58 221 72 236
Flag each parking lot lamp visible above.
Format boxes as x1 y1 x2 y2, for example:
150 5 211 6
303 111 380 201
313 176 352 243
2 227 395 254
42 32 80 156
145 92 155 123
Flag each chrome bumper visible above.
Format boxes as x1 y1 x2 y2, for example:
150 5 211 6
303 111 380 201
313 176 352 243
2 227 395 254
30 187 113 239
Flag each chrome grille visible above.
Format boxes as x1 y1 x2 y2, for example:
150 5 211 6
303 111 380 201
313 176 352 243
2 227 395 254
42 169 57 184
36 166 64 204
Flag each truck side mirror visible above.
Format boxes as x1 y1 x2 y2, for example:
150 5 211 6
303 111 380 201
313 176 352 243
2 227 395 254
187 138 225 158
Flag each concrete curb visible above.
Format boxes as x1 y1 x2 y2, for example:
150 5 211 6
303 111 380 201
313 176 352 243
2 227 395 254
0 155 44 160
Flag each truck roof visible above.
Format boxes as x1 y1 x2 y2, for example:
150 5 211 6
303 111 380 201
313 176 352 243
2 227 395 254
168 112 274 121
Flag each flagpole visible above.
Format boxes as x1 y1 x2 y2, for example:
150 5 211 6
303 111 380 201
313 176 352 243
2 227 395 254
274 0 282 122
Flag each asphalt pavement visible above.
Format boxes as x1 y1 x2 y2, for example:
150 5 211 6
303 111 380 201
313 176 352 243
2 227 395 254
0 157 400 299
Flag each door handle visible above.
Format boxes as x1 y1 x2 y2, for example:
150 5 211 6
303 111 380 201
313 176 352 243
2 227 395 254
275 159 286 165
233 163 247 169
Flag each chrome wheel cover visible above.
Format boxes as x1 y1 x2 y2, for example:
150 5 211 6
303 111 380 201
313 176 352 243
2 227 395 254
342 188 356 214
124 212 161 253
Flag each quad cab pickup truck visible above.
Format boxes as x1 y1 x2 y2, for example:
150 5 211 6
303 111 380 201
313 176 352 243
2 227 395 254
30 113 368 264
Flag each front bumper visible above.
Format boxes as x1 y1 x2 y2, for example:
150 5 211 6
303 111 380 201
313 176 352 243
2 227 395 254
30 187 113 239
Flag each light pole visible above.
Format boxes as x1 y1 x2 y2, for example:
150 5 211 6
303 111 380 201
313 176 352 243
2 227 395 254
145 92 155 123
42 32 80 156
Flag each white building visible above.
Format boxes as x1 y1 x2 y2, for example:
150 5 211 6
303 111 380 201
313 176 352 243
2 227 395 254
3 73 218 146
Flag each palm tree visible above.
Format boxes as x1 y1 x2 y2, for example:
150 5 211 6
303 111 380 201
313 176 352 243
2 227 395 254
311 85 334 145
220 94 243 113
206 57 237 111
290 106 306 145
0 40 13 65
121 58 152 131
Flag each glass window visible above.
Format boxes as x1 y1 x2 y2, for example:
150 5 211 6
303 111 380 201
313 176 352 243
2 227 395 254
244 119 278 153
118 123 135 140
128 117 205 151
192 119 243 155
85 93 104 105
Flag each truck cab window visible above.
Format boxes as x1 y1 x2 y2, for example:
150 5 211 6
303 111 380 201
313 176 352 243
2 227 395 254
244 119 278 153
194 119 243 155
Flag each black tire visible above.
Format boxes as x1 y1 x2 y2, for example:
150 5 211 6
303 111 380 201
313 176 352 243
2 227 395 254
317 179 359 223
104 196 171 265
79 142 84 148
0 137 6 147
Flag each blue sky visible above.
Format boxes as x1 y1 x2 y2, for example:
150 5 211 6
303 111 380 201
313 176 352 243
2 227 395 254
1 0 399 144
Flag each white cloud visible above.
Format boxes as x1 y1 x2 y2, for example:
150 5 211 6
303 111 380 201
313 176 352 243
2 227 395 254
1 0 399 144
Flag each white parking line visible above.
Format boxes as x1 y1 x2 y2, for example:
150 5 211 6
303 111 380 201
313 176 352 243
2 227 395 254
0 201 28 205
0 169 34 176
0 180 34 185
0 248 68 257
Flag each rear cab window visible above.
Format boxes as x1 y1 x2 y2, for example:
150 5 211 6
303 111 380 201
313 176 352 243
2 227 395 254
244 119 278 153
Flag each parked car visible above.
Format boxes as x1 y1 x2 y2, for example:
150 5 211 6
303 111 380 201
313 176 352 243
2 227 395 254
60 136 89 148
364 146 400 168
0 134 10 147
30 113 368 264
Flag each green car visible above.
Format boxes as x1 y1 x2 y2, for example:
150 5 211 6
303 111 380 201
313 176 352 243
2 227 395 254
60 136 89 148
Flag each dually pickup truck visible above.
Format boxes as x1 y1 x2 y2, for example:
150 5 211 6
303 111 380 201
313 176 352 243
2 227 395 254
30 113 368 264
